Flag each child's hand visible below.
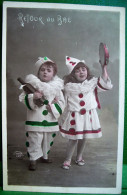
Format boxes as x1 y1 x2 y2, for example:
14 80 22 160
51 97 58 104
46 104 52 113
33 91 43 99
99 60 108 68
33 91 44 107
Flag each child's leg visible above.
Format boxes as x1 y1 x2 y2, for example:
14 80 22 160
62 139 77 169
76 139 86 160
65 139 78 162
26 131 43 161
42 132 56 160
26 131 44 170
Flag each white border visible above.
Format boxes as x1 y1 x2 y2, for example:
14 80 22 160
2 1 125 194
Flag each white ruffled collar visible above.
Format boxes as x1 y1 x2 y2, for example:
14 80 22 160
65 77 98 93
24 74 64 96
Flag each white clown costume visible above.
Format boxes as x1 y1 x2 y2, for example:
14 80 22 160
19 57 65 161
60 56 113 140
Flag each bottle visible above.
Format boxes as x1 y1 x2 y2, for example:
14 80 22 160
17 77 48 106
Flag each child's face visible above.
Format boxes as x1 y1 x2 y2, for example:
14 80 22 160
38 64 54 82
74 66 88 82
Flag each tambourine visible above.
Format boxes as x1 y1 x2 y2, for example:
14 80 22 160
99 42 109 66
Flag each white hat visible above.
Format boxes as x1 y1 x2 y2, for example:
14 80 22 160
35 57 54 72
65 56 85 73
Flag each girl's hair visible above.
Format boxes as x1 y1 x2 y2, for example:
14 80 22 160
38 61 57 76
64 62 93 84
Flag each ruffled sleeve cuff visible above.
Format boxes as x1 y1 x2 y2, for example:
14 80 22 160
24 94 37 110
97 76 113 91
49 103 63 119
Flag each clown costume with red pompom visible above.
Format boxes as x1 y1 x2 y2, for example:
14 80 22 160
59 56 113 170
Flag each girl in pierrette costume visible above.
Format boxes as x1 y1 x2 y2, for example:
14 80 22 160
60 56 113 170
19 57 65 171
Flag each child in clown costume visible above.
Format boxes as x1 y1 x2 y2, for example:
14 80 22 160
19 57 65 170
60 56 113 170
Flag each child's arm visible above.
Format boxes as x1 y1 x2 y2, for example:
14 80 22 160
46 90 65 119
19 92 38 111
101 65 108 82
96 63 113 92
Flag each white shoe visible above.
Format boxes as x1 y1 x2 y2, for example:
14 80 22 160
62 161 71 170
75 159 85 166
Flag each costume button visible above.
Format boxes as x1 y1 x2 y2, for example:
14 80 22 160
50 141 54 146
80 109 86 115
71 112 75 117
42 120 48 125
69 128 75 134
52 133 56 138
47 150 50 154
43 100 49 105
70 120 76 125
80 101 85 106
26 141 29 147
26 132 29 137
79 93 83 98
42 110 48 115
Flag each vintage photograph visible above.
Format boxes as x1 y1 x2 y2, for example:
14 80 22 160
2 2 125 194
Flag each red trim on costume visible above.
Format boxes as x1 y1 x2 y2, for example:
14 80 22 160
97 78 108 91
60 126 101 135
94 87 101 109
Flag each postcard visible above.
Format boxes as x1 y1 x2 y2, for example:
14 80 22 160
2 1 125 194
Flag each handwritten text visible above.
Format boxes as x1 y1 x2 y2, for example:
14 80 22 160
17 13 71 27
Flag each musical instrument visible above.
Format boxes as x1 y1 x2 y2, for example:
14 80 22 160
99 42 109 66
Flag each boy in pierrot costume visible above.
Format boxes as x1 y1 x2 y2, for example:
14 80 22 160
60 56 113 170
19 57 65 170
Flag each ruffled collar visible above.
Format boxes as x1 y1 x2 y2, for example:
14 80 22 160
24 74 64 96
64 77 98 93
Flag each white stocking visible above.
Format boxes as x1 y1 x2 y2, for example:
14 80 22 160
76 139 86 160
65 139 78 162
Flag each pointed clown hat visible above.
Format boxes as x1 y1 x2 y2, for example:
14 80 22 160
35 56 54 72
66 56 85 73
